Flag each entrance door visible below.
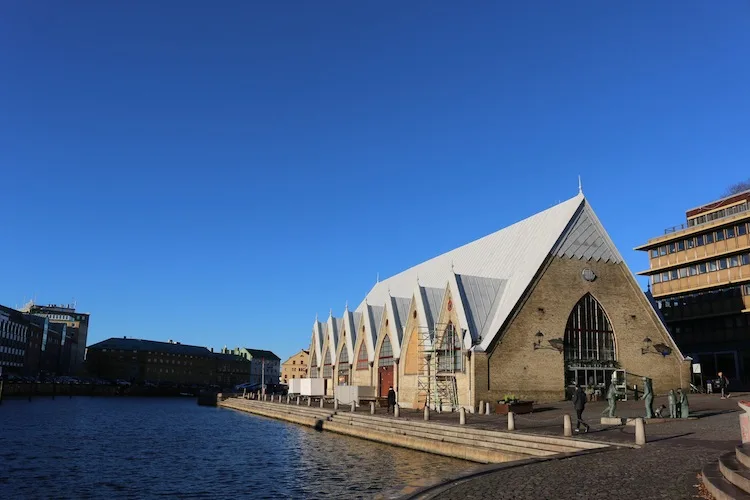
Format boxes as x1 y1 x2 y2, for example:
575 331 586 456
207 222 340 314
378 365 394 397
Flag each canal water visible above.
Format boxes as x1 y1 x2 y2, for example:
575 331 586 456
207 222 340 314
0 397 474 499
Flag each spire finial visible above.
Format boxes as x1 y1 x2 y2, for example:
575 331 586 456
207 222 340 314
329 308 332 318
578 175 582 195
376 272 379 283
345 300 348 310
315 312 318 322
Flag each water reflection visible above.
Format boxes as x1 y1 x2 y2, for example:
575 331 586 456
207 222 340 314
0 398 473 499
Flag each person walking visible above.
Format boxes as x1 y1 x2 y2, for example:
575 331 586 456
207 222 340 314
572 382 590 433
387 386 396 414
718 372 731 399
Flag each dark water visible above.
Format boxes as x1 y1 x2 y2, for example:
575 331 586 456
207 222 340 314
0 397 473 499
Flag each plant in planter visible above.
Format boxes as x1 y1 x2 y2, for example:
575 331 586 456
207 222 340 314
494 393 534 415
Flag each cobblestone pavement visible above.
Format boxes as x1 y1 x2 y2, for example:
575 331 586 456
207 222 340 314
397 393 747 500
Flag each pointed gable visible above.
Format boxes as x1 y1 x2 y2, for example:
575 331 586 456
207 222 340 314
553 202 623 263
455 274 507 344
341 308 358 363
420 286 445 332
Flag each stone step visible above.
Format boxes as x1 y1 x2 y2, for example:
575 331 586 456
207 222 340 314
702 462 750 500
334 411 605 450
720 452 750 494
738 445 750 470
329 415 555 457
224 400 333 420
330 414 580 454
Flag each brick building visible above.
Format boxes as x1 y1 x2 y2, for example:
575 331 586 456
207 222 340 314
221 347 280 386
281 349 308 384
635 189 750 387
308 191 688 409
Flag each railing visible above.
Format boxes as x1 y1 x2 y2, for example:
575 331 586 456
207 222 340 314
664 202 749 235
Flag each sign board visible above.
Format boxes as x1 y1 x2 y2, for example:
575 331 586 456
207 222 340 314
692 363 702 374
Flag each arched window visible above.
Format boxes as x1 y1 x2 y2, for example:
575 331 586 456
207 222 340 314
323 348 332 378
437 322 463 372
564 294 617 389
309 349 318 378
356 342 369 370
338 346 350 385
378 335 394 367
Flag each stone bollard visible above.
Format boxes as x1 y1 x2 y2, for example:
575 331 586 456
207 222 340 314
508 411 515 431
635 418 646 445
424 406 430 421
334 399 339 411
486 402 492 415
243 388 247 399
351 402 356 413
563 414 572 437
320 398 324 408
459 407 466 425
394 404 400 418
296 396 301 405
370 401 375 415
478 400 484 415
307 397 312 407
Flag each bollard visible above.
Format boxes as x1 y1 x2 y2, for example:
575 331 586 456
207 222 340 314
478 400 484 415
508 411 516 431
424 406 430 421
486 402 491 415
459 407 466 425
307 396 312 407
635 418 646 445
394 404 400 418
334 399 339 411
320 397 324 408
243 388 247 399
296 396 300 405
563 414 572 437
370 401 375 415
351 401 356 413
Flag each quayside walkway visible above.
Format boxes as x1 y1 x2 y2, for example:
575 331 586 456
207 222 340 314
219 398 609 464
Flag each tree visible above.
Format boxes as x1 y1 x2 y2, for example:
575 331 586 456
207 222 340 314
723 179 750 197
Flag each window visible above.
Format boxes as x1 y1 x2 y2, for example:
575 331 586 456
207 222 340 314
668 243 676 254
744 285 750 296
679 268 688 278
727 227 735 238
670 270 678 280
730 256 739 267
696 235 704 246
292 360 295 365
699 263 707 274
706 232 714 244
719 259 728 270
716 230 725 242
677 240 685 251
356 343 368 370
687 238 695 249
662 272 670 282
739 224 747 236
743 254 750 266
653 274 662 284
437 323 463 372
650 249 658 258
689 265 698 276
564 294 616 364
378 335 394 367
709 261 718 272
659 246 667 256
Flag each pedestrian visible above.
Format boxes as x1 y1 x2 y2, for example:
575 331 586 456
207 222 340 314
718 372 731 399
572 382 590 433
387 385 396 414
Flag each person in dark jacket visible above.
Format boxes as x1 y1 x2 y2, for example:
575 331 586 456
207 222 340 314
387 386 396 414
718 372 731 399
572 382 590 433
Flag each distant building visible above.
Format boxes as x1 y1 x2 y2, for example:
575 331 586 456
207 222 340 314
21 302 91 375
214 352 251 388
0 305 29 375
221 347 280 386
281 349 309 385
636 189 750 387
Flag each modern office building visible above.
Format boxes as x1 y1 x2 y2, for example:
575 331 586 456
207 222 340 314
281 349 309 384
0 305 29 374
636 189 750 387
21 302 91 375
308 191 688 408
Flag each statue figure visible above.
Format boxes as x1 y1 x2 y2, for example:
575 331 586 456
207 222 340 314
668 389 677 419
678 388 689 418
601 382 618 418
643 376 654 419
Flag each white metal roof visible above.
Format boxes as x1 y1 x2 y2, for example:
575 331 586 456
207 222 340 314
354 193 586 351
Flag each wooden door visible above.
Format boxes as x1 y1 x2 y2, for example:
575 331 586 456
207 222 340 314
378 365 394 398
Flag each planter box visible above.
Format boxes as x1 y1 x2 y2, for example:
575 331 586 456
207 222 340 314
495 401 534 415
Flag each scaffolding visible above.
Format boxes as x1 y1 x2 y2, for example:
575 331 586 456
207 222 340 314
416 323 461 412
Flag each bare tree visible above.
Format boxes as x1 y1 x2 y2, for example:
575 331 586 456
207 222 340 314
723 179 750 197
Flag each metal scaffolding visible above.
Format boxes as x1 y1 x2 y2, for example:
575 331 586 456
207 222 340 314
416 323 461 412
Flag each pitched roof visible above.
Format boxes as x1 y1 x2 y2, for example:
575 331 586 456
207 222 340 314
354 193 596 350
88 337 212 356
242 348 280 360
456 274 507 342
420 286 445 332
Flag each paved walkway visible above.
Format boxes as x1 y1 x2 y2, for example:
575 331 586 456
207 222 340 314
393 393 745 499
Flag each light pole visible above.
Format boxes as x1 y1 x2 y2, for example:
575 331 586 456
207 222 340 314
261 357 265 395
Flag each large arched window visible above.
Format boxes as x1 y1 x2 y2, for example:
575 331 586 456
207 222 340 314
437 322 463 372
356 342 369 370
323 348 332 378
378 335 394 367
338 345 350 385
309 349 318 378
564 294 617 390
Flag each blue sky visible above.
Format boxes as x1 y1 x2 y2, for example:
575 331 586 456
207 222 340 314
1 1 748 362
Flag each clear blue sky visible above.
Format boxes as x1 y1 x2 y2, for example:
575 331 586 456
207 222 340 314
1 2 748 362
